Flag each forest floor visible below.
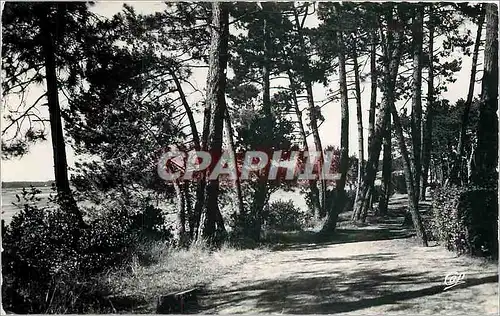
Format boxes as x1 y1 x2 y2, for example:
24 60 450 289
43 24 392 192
196 194 499 315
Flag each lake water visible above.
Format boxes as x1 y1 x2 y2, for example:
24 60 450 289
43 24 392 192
1 187 308 226
1 187 56 225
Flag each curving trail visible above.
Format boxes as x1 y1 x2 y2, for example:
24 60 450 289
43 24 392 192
199 195 498 315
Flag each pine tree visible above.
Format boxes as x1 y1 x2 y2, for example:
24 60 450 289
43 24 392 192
202 2 230 243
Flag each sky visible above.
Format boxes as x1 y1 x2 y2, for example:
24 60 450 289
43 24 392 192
1 2 482 182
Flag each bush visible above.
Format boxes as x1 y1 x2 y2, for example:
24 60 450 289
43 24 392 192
391 172 407 194
2 205 88 313
430 185 498 258
262 199 308 231
2 200 172 313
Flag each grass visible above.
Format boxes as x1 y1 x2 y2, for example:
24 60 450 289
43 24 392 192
98 239 268 313
2 234 268 314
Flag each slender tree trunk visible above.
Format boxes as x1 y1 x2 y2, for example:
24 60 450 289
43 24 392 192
353 12 402 223
183 181 195 238
193 75 213 238
224 107 244 217
249 2 274 241
471 3 498 186
288 73 309 152
292 7 327 216
305 81 326 216
368 31 377 157
202 2 229 243
420 5 435 201
163 158 189 243
410 6 424 201
173 179 187 242
390 101 428 247
170 68 201 241
467 139 476 182
40 12 84 226
305 86 326 213
378 114 392 216
171 69 201 151
288 72 321 218
194 24 227 240
323 13 349 232
452 6 485 185
194 102 211 238
193 163 207 238
359 31 380 220
353 41 364 201
337 30 349 193
355 30 378 219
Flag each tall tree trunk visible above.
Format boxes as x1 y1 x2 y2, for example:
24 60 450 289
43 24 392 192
249 2 274 241
471 3 498 185
194 25 227 240
353 41 364 202
352 12 402 223
355 30 378 219
337 30 349 192
40 11 84 226
288 71 322 218
410 5 424 201
390 102 428 247
202 2 229 243
193 95 211 238
323 10 349 232
292 8 327 216
420 5 435 201
453 6 485 185
304 81 326 216
224 107 245 217
378 114 392 216
193 72 214 238
368 31 377 157
170 68 201 241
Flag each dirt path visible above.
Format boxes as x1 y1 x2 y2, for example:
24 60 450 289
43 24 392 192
198 196 498 314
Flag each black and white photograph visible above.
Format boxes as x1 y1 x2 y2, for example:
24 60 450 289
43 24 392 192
1 1 498 314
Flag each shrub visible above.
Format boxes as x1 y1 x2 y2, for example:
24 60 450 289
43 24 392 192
80 203 173 270
430 185 498 258
2 205 87 313
228 210 258 244
262 199 308 231
2 199 172 313
391 172 407 194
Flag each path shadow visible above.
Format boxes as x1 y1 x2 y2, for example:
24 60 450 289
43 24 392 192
193 193 497 314
267 222 413 252
296 252 398 263
263 193 432 252
197 265 498 314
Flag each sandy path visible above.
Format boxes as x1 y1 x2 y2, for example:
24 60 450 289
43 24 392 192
199 197 498 314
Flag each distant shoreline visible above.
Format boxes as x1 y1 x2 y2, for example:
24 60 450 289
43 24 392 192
2 181 54 189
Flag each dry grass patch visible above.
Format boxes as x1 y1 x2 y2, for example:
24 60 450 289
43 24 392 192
100 239 267 312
